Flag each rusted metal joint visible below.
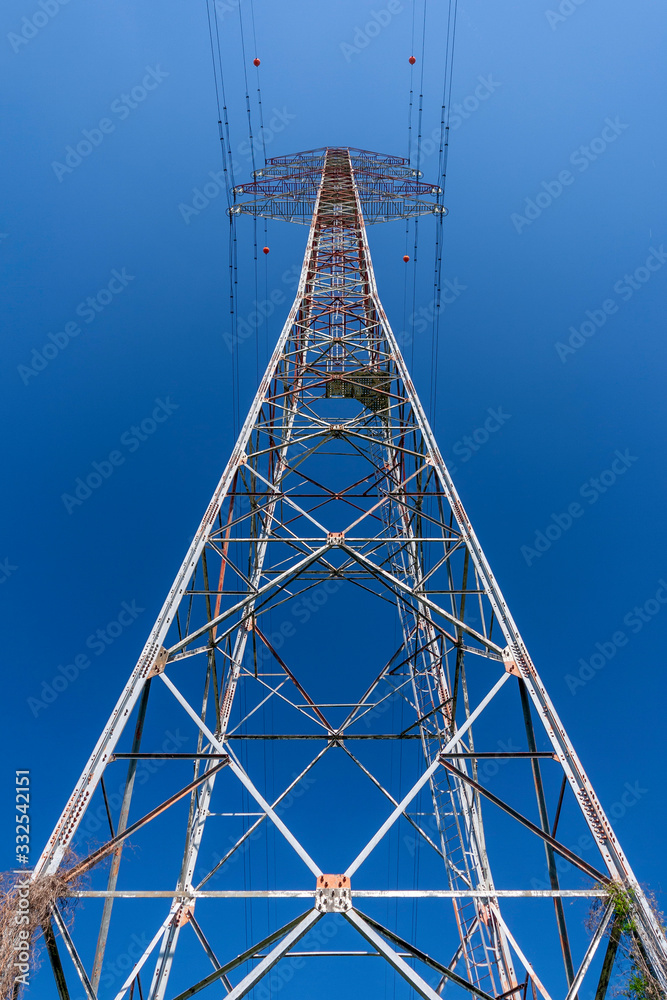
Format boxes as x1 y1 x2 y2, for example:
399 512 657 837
315 874 351 913
176 902 195 927
502 648 522 678
147 646 169 678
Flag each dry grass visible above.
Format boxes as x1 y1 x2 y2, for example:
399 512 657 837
622 888 667 1000
0 859 81 999
589 882 667 999
627 946 667 1000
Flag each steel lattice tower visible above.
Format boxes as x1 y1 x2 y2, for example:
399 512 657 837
33 147 667 1000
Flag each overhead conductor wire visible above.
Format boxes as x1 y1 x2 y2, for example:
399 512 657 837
208 0 257 951
207 0 239 437
402 0 417 368
395 10 423 980
248 0 273 943
409 0 428 374
237 2 261 388
249 0 271 367
238 0 271 948
430 0 458 425
249 0 276 933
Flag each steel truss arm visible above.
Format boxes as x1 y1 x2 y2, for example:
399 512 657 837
216 909 322 1000
158 671 322 876
345 908 469 1000
168 911 319 1000
41 917 71 1000
488 902 553 1000
113 912 174 1000
350 909 499 1000
438 759 607 884
50 905 96 1000
67 759 229 881
564 902 615 1000
340 543 504 654
345 672 511 877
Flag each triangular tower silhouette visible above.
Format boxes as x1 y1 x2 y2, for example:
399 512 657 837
32 148 667 1000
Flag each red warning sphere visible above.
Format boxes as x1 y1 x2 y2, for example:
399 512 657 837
403 255 410 262
408 56 416 65
253 58 261 67
263 246 270 255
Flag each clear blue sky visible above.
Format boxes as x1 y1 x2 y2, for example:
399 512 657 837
1 0 666 998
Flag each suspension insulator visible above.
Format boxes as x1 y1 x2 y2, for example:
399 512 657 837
253 58 261 67
263 246 270 255
409 56 416 65
403 255 410 263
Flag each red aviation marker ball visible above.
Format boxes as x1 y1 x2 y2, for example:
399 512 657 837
409 56 416 65
403 255 410 262
263 246 270 255
253 58 261 67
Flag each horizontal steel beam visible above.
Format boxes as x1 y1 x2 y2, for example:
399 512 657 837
224 733 423 739
67 759 229 881
439 759 608 884
111 753 228 760
69 889 608 899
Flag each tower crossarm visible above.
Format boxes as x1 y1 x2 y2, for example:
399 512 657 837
231 145 445 224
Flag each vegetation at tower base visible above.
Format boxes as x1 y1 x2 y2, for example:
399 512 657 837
0 856 81 998
588 882 667 998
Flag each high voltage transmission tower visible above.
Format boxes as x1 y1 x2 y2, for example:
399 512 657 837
32 147 667 1000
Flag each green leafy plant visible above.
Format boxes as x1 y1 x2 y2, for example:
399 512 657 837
626 969 651 999
588 882 666 1000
